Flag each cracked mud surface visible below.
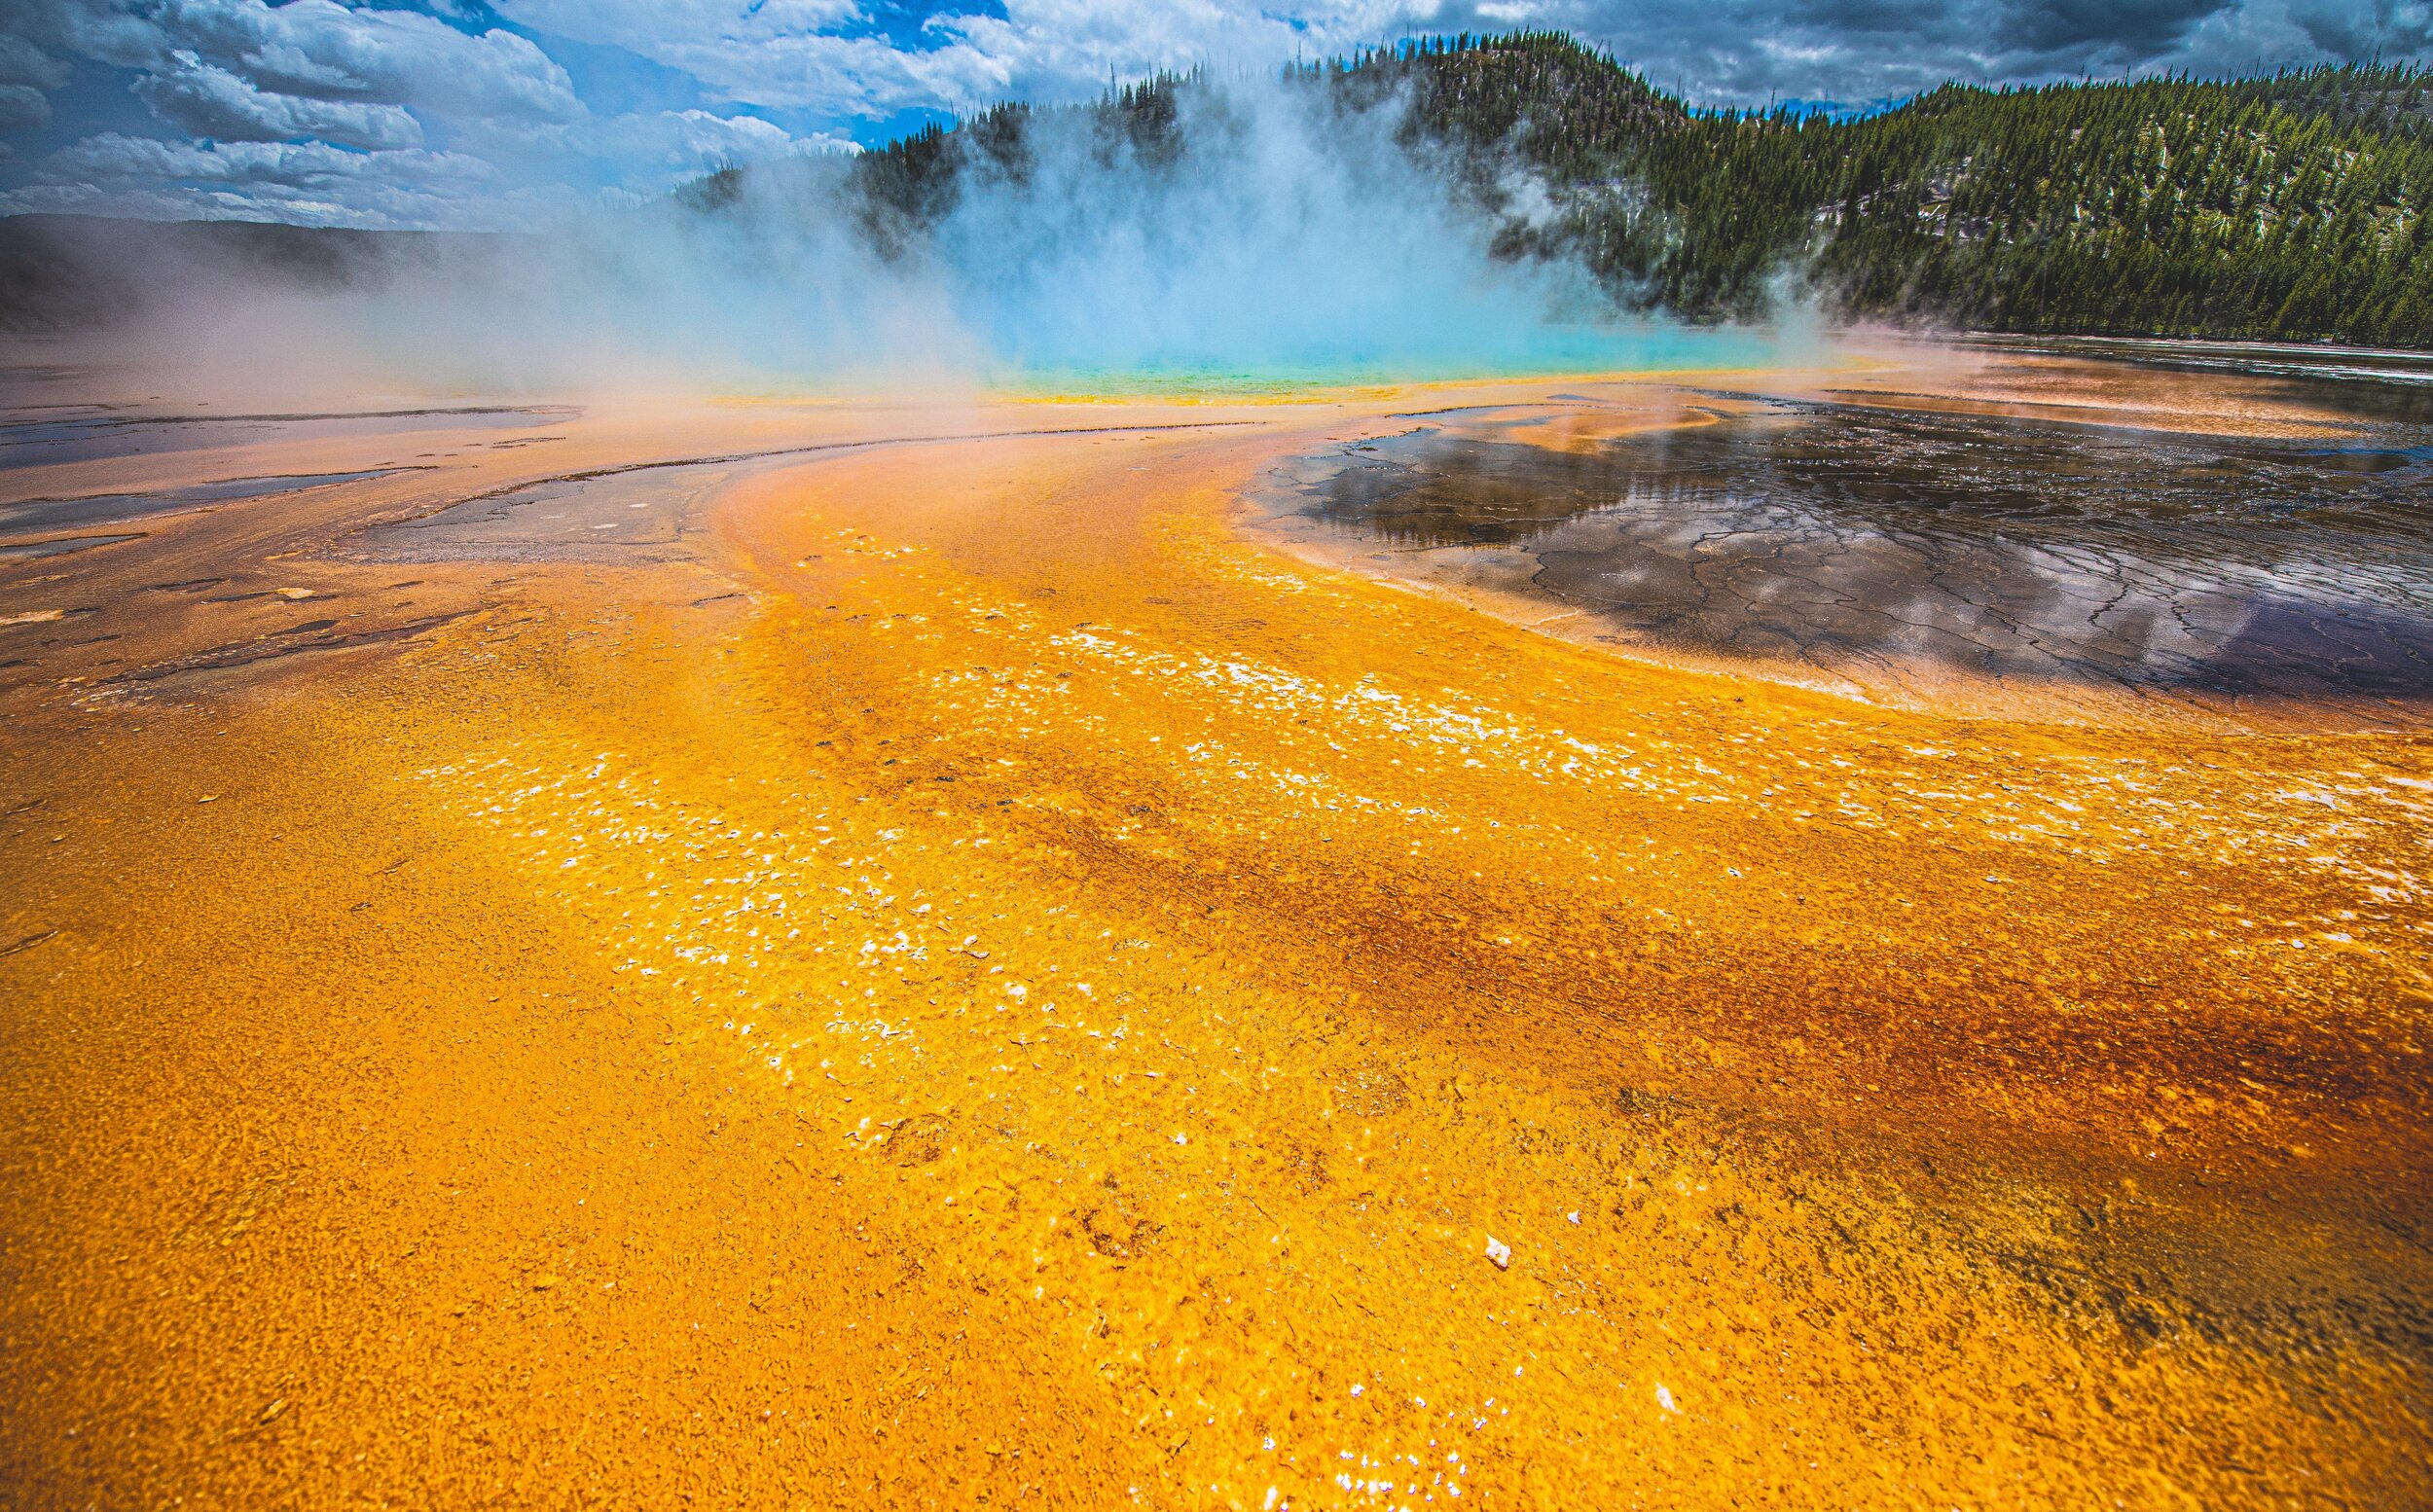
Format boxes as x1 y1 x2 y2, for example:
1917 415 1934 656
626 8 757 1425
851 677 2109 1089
1 342 2428 1509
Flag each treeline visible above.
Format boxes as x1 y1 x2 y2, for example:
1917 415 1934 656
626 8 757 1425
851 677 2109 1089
820 31 2433 346
0 213 465 330
1354 33 2433 343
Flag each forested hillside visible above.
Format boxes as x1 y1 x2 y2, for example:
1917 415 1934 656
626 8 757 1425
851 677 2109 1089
836 32 2433 346
9 33 2425 345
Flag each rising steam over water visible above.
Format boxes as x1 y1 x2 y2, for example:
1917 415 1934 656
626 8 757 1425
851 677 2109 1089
36 76 1794 401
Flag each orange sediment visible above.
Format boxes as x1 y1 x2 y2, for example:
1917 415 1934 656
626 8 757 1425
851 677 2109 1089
1 373 2428 1508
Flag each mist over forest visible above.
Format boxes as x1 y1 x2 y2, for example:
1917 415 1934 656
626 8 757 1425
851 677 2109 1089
830 34 2433 347
4 31 2429 385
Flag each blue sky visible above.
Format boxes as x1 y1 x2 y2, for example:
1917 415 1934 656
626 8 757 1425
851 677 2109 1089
4 0 2428 228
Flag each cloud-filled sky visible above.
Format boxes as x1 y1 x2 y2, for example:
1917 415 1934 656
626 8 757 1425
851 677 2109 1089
3 0 2428 228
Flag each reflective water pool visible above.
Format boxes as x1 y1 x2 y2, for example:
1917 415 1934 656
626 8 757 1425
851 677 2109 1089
1261 380 2433 719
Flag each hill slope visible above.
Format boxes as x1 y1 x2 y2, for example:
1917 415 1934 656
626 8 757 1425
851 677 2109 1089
8 35 2427 348
834 33 2433 346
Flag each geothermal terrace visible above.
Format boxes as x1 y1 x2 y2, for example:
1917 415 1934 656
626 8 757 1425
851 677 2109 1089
2 343 2429 1506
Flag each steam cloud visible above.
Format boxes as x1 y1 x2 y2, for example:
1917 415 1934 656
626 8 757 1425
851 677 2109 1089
17 76 1786 403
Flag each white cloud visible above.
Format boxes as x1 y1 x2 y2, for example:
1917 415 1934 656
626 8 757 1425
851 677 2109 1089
9 0 2431 229
0 35 75 92
485 0 2431 122
581 109 803 169
39 130 494 188
132 51 425 148
499 108 853 181
2171 0 2433 74
6 1 844 225
0 175 545 226
0 86 54 134
493 1 1002 115
3 128 520 226
494 0 1451 115
20 0 586 124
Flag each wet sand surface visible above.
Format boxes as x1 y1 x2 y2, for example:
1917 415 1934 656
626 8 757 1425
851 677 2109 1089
2 341 2429 1508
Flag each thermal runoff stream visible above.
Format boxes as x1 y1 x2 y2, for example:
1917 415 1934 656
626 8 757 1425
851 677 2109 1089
3 335 2429 1507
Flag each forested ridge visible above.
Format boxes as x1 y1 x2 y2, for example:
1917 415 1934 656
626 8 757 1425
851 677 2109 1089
7 32 2425 344
828 32 2433 346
